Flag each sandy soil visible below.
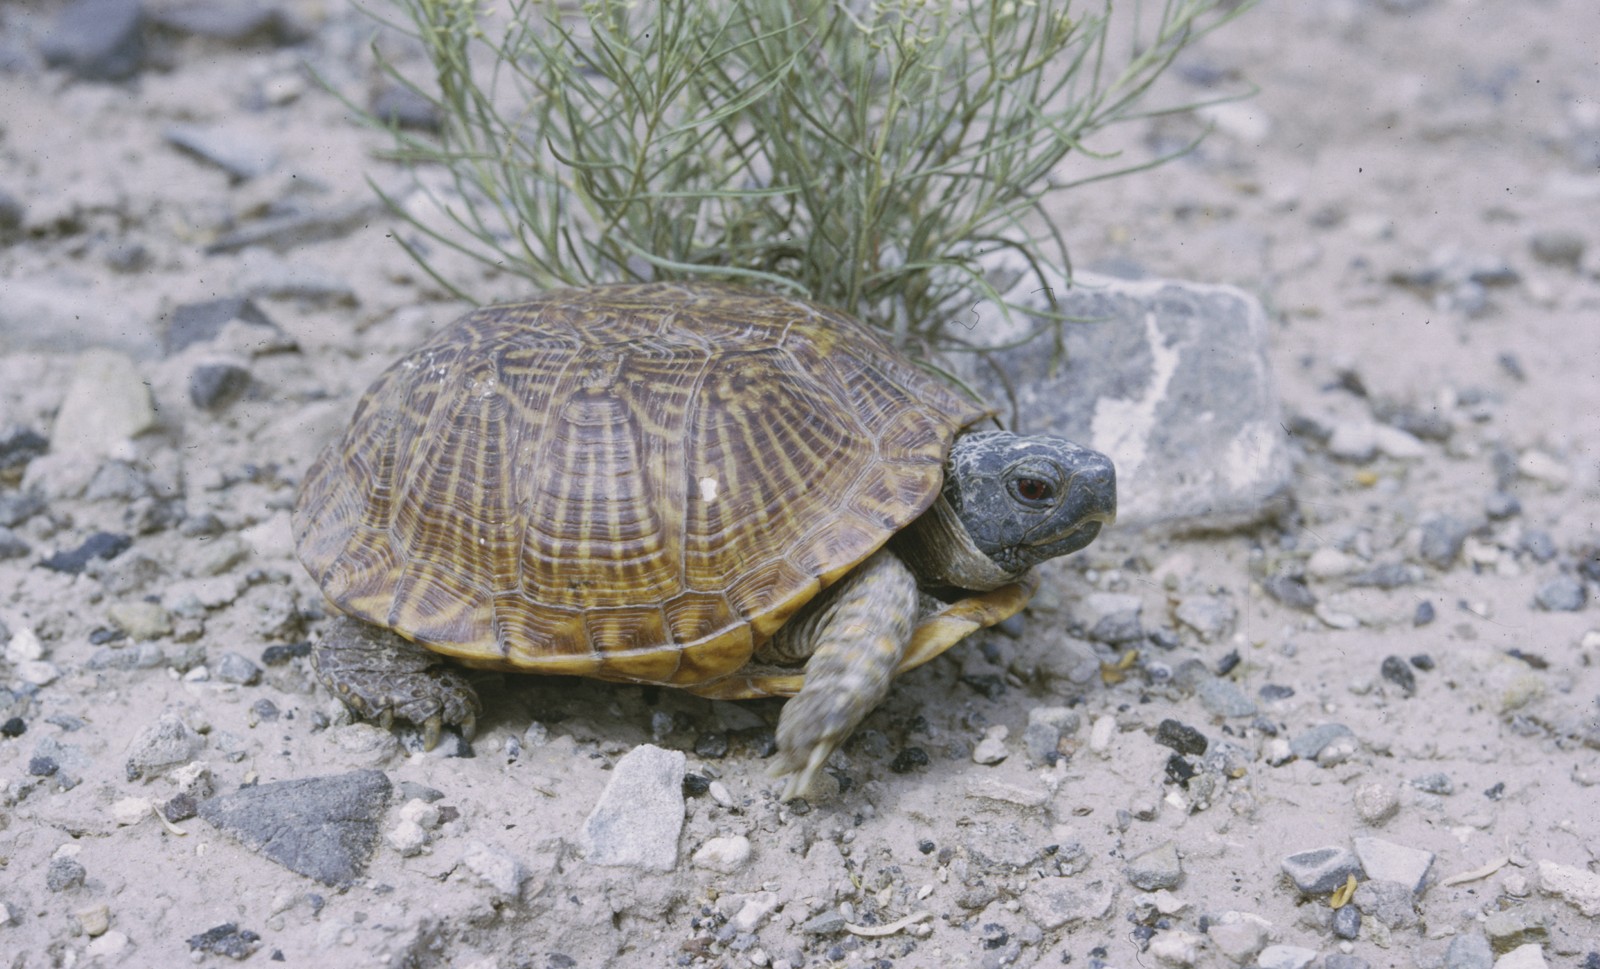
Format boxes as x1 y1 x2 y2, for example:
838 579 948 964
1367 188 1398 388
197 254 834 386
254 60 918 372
1 1 1598 967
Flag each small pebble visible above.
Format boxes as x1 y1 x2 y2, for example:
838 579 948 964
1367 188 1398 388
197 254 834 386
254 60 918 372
1379 655 1416 695
215 652 262 685
1289 723 1357 763
186 923 263 960
1280 845 1362 894
1534 575 1586 612
1419 514 1473 568
971 725 1009 765
47 856 88 892
1444 932 1494 969
1411 772 1454 795
692 835 753 873
1332 900 1361 939
1153 718 1208 756
1257 944 1319 969
889 747 929 774
1354 783 1399 825
1414 601 1436 626
1125 841 1183 891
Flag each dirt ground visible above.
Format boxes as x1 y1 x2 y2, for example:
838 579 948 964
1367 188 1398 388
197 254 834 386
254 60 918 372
1 1 1598 967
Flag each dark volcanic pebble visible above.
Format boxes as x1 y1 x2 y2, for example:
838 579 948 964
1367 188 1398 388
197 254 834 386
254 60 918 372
260 641 311 666
693 731 729 759
1 717 26 738
890 747 930 774
1410 653 1435 671
1154 718 1208 756
187 923 263 960
1380 656 1416 695
0 425 49 475
40 531 132 573
681 773 710 797
46 856 87 892
199 769 392 886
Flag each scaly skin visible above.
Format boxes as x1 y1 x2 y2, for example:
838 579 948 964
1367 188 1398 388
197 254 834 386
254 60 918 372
765 549 919 800
312 614 481 749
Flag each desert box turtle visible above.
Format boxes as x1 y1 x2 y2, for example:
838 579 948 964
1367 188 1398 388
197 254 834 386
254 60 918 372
292 282 1115 797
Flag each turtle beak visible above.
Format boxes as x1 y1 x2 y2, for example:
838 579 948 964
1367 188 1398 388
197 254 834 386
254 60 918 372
1027 449 1117 552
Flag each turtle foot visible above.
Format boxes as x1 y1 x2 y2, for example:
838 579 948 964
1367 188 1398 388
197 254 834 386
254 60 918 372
311 614 481 750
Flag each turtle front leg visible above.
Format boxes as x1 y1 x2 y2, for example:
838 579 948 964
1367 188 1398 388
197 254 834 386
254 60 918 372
312 614 481 750
764 549 919 800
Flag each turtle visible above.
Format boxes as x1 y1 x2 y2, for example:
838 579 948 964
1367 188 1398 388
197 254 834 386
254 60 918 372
292 281 1115 799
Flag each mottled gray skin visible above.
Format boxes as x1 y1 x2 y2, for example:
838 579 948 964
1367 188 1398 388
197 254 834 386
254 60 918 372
940 430 1117 575
766 430 1116 798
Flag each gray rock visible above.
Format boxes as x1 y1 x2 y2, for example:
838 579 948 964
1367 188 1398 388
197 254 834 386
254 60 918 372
1411 771 1454 795
371 84 442 131
163 297 291 356
1519 530 1557 563
1125 840 1182 890
1174 595 1236 642
579 744 685 871
46 856 88 892
199 769 392 885
800 910 848 935
164 125 279 182
1353 836 1434 893
1196 676 1257 718
0 425 48 476
51 350 157 460
190 363 252 411
1332 901 1361 939
1020 876 1116 929
1323 955 1371 969
0 527 30 560
1349 562 1424 588
1023 706 1078 764
1445 932 1494 969
1353 783 1399 825
37 0 145 80
1528 230 1586 269
957 264 1290 532
1280 845 1362 894
145 0 309 45
125 712 204 781
215 652 262 685
1534 575 1586 612
460 840 527 898
1352 879 1418 929
1289 723 1357 762
1419 514 1474 568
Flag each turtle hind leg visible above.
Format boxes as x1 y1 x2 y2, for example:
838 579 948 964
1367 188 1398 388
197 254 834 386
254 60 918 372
311 614 481 750
764 549 918 801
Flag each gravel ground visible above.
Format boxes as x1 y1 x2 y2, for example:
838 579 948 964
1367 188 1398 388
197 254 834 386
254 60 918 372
2 1 1599 968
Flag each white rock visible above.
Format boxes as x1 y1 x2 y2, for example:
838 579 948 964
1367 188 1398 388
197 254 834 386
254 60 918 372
1089 715 1117 756
1494 943 1548 969
460 840 526 897
708 780 735 807
1354 836 1435 893
1148 929 1205 966
399 798 441 829
4 626 43 662
692 835 753 873
1207 911 1271 964
1306 548 1358 579
972 725 1010 765
1373 425 1426 459
1517 450 1570 489
51 349 157 459
387 820 429 857
1537 859 1600 916
15 660 61 686
86 931 131 960
730 891 781 933
579 744 686 871
1326 422 1379 461
111 797 153 826
1257 944 1319 969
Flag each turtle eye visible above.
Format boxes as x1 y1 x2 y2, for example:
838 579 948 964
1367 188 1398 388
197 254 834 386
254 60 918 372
1012 477 1053 503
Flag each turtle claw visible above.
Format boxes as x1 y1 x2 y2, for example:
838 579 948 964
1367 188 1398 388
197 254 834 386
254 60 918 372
376 707 395 731
420 713 443 752
458 712 478 743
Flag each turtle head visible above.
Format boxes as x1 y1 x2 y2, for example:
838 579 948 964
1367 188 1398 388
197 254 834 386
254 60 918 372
943 430 1117 575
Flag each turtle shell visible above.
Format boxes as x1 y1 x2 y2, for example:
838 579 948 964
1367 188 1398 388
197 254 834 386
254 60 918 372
292 282 990 689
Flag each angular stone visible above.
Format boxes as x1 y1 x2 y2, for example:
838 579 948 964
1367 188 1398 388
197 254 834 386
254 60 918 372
125 712 204 781
1258 945 1319 969
1537 859 1600 916
1492 944 1548 969
1280 845 1362 894
165 125 279 181
692 835 753 873
1290 723 1358 763
958 264 1291 532
1021 876 1116 929
1446 932 1494 969
162 296 288 355
460 840 526 897
1126 840 1182 890
52 350 157 459
199 770 392 885
145 0 309 44
579 744 685 871
1352 879 1418 929
1354 836 1434 893
1206 911 1271 964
